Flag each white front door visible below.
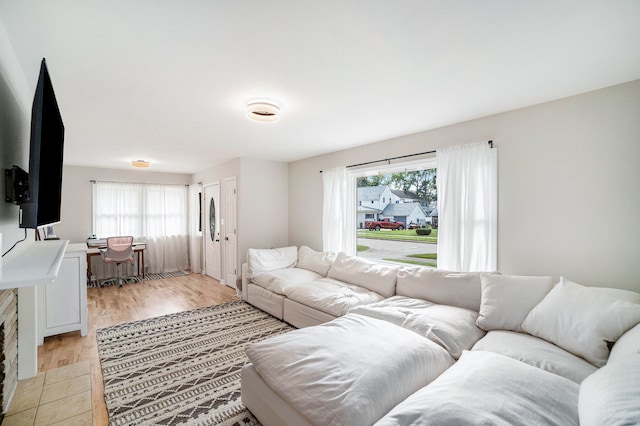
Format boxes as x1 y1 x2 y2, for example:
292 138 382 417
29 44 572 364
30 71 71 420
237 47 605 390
204 183 221 281
223 177 237 290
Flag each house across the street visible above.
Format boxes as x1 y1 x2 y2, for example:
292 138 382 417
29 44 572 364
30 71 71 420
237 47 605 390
357 185 430 228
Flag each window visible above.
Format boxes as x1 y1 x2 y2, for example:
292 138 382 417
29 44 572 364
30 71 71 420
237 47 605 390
92 182 189 273
325 143 494 271
92 182 143 238
353 158 438 268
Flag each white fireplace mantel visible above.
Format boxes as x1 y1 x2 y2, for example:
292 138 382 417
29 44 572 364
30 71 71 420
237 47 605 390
0 240 68 289
0 240 68 379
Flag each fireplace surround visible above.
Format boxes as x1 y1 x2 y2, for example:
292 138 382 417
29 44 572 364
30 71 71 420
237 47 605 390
0 289 18 414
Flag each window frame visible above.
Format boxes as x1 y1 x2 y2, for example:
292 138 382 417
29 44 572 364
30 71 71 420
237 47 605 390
350 156 437 263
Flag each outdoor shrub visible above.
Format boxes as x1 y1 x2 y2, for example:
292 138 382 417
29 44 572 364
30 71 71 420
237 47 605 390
415 227 432 236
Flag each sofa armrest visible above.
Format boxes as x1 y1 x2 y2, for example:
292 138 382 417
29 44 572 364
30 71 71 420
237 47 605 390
241 263 249 301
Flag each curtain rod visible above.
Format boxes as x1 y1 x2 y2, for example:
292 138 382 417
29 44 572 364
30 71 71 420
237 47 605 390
319 140 493 173
90 179 189 187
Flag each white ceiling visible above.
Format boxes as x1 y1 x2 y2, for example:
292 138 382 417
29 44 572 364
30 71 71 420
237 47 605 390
1 1 639 174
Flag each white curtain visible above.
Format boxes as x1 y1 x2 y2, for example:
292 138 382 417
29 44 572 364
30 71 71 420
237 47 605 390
322 167 356 255
92 182 143 238
144 184 189 273
93 182 189 274
188 184 202 274
436 142 497 272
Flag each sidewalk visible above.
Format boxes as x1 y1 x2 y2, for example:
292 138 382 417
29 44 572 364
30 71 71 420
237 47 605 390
357 237 437 264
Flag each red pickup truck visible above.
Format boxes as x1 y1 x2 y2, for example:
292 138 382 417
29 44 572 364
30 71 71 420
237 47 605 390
364 218 405 231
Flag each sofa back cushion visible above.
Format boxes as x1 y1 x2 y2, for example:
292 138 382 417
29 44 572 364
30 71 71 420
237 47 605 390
593 286 640 303
521 277 640 367
296 246 336 276
327 252 399 297
476 274 556 332
247 246 298 278
396 267 484 312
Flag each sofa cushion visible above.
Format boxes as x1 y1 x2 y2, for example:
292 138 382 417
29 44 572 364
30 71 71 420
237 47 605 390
579 354 640 426
472 330 597 383
608 323 640 365
374 350 579 426
476 274 555 332
246 284 285 320
521 277 640 367
396 267 484 312
247 246 297 278
285 278 385 317
350 296 485 359
246 314 454 426
594 286 640 303
296 246 335 276
327 252 399 298
251 268 324 295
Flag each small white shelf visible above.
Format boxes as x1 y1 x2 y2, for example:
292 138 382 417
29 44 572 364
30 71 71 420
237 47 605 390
0 240 68 289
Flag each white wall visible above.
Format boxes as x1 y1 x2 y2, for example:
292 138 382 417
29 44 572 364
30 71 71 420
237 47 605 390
192 158 241 187
192 157 289 288
0 17 40 379
0 16 32 250
57 166 191 243
239 157 289 256
289 80 640 292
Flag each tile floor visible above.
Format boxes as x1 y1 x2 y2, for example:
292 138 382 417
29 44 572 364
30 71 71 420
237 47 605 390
1 361 92 426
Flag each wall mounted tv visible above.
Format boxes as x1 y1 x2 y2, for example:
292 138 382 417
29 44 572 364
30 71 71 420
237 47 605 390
13 58 65 229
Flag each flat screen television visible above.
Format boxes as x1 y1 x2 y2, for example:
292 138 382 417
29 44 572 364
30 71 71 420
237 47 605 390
19 58 65 229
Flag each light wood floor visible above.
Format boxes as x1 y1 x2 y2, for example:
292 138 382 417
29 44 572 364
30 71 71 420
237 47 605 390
37 273 239 425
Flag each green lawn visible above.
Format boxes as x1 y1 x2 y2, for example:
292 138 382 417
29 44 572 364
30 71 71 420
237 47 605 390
383 253 437 267
408 253 437 259
357 228 438 243
383 258 437 267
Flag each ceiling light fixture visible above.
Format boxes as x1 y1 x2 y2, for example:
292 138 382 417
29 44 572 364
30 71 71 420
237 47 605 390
131 160 150 168
247 100 280 123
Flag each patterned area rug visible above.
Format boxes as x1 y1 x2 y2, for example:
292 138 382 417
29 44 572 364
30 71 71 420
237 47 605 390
90 270 190 288
96 301 293 425
143 270 190 281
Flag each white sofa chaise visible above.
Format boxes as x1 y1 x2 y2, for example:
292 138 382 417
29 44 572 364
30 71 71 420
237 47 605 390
240 245 640 426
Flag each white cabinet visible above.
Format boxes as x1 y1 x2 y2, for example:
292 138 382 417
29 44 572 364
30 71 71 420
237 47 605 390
37 243 88 344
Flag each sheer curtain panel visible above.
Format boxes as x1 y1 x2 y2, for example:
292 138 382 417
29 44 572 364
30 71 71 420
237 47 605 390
92 182 143 238
322 167 356 255
436 142 497 272
144 184 189 273
93 182 190 274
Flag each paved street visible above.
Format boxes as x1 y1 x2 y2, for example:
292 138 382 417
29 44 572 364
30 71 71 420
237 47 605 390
357 237 437 262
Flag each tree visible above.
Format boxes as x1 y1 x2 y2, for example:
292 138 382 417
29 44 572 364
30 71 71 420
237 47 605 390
356 175 390 187
389 170 437 205
357 169 437 206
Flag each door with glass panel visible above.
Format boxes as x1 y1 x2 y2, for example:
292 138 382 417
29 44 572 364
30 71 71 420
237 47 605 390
204 182 221 281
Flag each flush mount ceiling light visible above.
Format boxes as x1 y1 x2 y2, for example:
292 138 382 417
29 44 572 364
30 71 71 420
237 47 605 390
247 101 280 123
131 160 150 168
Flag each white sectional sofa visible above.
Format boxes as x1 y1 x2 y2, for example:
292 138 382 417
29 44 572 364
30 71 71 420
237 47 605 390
242 246 399 328
240 245 640 426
